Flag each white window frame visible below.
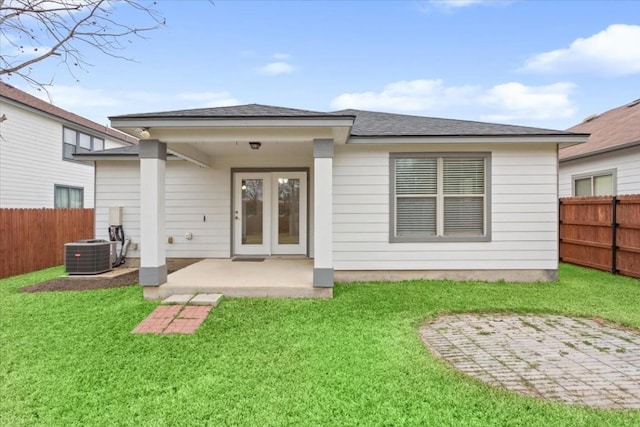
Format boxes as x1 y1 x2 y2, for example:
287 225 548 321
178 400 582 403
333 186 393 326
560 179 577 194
571 169 617 196
54 185 84 208
62 126 105 163
390 152 491 243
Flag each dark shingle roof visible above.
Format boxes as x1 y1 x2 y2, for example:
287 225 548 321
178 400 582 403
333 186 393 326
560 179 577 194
560 99 640 160
110 103 582 137
111 103 353 119
332 109 576 137
73 144 188 158
83 145 140 155
0 82 137 145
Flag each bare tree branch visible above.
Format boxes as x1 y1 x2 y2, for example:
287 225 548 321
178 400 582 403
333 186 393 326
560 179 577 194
0 0 166 89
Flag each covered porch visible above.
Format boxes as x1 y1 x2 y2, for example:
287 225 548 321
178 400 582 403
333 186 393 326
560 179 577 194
108 105 356 300
146 258 331 299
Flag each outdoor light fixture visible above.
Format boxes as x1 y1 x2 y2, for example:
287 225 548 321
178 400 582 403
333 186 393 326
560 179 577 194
138 128 150 139
249 141 262 150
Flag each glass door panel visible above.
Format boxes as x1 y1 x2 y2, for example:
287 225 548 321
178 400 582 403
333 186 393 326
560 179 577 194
241 179 264 245
234 173 271 255
271 172 306 255
277 178 300 245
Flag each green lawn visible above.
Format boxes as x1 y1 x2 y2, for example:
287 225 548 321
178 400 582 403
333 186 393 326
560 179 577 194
1 264 639 426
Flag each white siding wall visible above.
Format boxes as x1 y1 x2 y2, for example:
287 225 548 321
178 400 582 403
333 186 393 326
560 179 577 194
559 147 640 197
332 143 559 271
95 150 314 259
95 142 559 270
0 101 128 207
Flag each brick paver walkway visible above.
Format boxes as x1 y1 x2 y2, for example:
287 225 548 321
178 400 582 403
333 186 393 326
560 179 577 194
132 305 212 335
420 314 640 409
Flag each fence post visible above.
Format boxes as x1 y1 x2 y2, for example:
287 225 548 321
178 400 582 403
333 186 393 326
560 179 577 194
611 196 617 275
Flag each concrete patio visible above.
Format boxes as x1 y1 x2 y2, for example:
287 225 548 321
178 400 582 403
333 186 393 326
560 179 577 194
145 258 332 299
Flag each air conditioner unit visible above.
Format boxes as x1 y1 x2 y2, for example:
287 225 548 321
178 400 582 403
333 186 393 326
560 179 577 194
64 240 114 275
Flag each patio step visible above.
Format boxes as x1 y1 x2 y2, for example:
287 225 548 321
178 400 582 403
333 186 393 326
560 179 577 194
191 294 223 306
161 293 223 307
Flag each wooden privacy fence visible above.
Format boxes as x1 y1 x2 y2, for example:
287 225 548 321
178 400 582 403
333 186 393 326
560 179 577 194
559 195 640 279
0 209 94 279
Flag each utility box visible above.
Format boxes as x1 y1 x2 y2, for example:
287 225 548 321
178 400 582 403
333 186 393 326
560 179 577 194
109 207 123 226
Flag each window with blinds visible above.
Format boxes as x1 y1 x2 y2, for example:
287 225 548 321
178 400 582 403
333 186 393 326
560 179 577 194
391 153 490 242
572 170 616 196
54 185 84 208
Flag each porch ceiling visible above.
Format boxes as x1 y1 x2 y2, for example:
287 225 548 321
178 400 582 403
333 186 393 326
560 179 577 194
167 139 314 159
116 125 347 167
112 120 352 146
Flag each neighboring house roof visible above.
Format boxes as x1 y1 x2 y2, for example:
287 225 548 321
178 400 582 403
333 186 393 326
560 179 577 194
560 99 640 162
0 82 137 145
334 109 576 137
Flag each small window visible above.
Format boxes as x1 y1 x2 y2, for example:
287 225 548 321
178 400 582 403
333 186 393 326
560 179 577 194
94 138 105 151
62 127 106 161
390 153 490 242
572 170 616 196
54 185 84 208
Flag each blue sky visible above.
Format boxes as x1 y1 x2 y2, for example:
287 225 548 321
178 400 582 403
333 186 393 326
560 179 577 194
5 0 640 130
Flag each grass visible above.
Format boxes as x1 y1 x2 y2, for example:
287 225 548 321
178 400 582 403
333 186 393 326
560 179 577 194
1 263 639 426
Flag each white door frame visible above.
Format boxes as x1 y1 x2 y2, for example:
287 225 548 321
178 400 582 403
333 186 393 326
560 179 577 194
233 169 308 256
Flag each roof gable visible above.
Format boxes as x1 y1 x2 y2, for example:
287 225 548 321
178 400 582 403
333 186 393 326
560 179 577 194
0 82 137 145
560 99 640 160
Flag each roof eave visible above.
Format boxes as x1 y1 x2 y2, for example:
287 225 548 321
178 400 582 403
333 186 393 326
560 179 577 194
109 116 356 129
347 134 590 144
560 139 640 162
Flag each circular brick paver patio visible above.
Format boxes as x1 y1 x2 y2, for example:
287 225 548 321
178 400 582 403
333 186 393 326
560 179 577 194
420 314 640 409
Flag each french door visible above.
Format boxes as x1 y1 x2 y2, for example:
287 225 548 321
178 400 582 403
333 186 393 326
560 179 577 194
233 171 307 256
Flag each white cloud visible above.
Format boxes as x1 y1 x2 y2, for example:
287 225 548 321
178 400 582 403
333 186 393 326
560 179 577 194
272 53 291 60
330 79 576 125
176 91 240 108
435 0 487 8
30 85 119 107
0 34 50 59
331 79 479 111
422 0 512 11
480 82 576 122
23 85 240 123
258 61 295 75
522 24 640 76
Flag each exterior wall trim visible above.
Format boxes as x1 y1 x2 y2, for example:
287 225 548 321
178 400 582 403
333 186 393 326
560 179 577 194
139 265 168 286
139 139 167 160
313 139 334 158
335 269 558 283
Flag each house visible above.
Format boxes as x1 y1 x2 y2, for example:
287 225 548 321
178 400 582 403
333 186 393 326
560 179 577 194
76 105 588 298
0 83 136 208
559 99 640 197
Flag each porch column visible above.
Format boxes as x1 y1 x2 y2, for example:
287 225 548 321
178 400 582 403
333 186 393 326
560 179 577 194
139 139 167 288
313 139 333 287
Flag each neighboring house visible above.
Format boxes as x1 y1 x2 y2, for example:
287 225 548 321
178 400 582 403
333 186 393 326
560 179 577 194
76 104 587 297
0 83 136 208
559 99 640 197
